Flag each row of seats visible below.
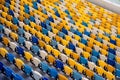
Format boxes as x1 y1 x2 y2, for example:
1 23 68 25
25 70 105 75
0 0 120 80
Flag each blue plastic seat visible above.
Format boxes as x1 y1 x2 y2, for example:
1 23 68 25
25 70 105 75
0 24 4 32
24 19 30 25
3 66 14 77
18 28 24 36
12 17 18 25
70 28 76 33
94 74 105 80
82 21 88 27
67 15 72 19
69 19 75 24
12 73 24 80
0 34 3 42
7 53 15 63
40 61 49 72
41 77 49 80
8 10 14 16
42 28 48 35
46 24 52 31
58 32 65 38
53 8 58 12
110 39 116 45
6 0 11 4
18 36 25 45
42 9 47 14
0 62 4 71
48 16 54 22
31 36 38 44
37 0 41 3
79 56 88 66
24 4 29 9
23 64 32 75
31 45 40 55
97 37 102 43
68 42 76 51
33 3 38 9
55 60 64 70
16 46 24 55
50 39 57 48
64 9 70 15
72 70 82 80
55 12 60 17
81 38 87 45
48 67 58 78
107 58 115 66
45 20 50 25
41 22 46 29
62 28 68 35
90 56 98 64
84 30 90 36
117 34 120 38
108 52 115 60
75 30 82 37
108 48 116 55
92 49 100 58
29 16 35 22
24 8 30 14
115 69 120 77
116 62 120 70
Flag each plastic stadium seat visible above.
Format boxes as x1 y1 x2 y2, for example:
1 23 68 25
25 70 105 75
23 64 32 75
12 73 24 80
32 70 42 80
60 53 68 63
40 61 49 72
90 56 98 64
24 52 33 61
31 36 38 44
2 37 10 46
48 67 58 78
0 62 4 70
115 69 120 77
41 77 49 80
108 52 115 60
39 50 48 60
16 46 24 55
31 57 41 67
107 58 115 66
72 70 82 80
88 61 96 71
75 63 85 73
46 55 55 65
15 58 24 69
0 48 8 57
79 56 88 66
6 53 15 63
58 74 68 80
55 59 64 70
68 42 76 51
50 39 57 48
64 65 73 76
9 42 17 51
18 36 25 45
94 74 105 80
92 49 100 58
31 45 40 54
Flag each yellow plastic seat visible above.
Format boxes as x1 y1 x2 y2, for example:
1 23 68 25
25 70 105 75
109 43 115 49
70 52 79 61
0 48 8 57
55 35 61 42
29 28 37 35
67 58 76 68
15 58 24 69
105 71 115 80
65 35 71 41
9 32 18 41
52 28 59 34
2 37 10 46
107 65 115 73
84 46 92 53
75 63 85 73
30 22 36 28
46 55 55 65
64 48 72 56
85 68 94 79
36 32 43 39
10 24 18 32
38 40 45 48
5 21 12 29
61 39 68 47
24 52 33 61
34 25 42 31
43 35 51 44
95 66 105 76
6 15 12 21
52 49 60 58
1 12 7 18
74 35 81 41
77 43 85 49
102 44 108 50
23 25 30 32
90 33 96 39
116 56 120 64
87 41 93 48
64 65 73 76
100 49 108 56
18 15 25 21
98 60 107 69
82 52 90 59
58 74 68 80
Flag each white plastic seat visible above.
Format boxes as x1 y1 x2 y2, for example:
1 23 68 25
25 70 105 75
60 53 68 63
88 61 96 71
58 43 65 52
39 50 48 60
9 42 17 51
25 41 32 50
99 54 107 61
76 47 83 56
48 31 56 39
24 32 32 40
32 70 42 80
4 28 11 36
31 57 41 67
